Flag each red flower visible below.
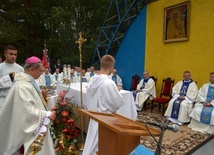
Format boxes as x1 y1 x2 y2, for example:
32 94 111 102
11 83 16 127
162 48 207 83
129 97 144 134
59 90 67 97
62 129 69 133
61 118 67 123
67 119 74 123
60 101 67 106
55 120 60 124
72 123 76 128
64 122 69 126
61 110 69 117
74 132 78 137
57 97 63 102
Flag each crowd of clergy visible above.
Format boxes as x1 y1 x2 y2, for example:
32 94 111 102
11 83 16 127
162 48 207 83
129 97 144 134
34 64 124 89
134 70 214 135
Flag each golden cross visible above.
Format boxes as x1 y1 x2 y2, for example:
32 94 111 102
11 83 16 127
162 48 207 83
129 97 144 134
75 32 87 49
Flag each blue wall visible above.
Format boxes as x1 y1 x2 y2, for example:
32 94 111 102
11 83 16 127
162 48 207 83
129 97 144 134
115 7 147 90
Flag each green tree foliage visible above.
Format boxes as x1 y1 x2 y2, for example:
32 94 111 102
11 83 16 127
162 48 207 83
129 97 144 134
0 0 109 69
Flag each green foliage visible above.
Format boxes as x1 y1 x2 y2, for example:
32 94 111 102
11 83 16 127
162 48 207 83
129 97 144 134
0 0 109 68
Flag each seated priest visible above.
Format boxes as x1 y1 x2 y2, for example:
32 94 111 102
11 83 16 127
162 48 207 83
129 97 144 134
109 68 123 90
53 67 63 84
165 71 198 125
76 69 87 82
133 71 156 111
188 72 214 134
85 66 96 78
36 67 56 87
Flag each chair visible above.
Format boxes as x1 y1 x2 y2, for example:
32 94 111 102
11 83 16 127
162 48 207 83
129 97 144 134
144 76 157 111
130 74 140 91
151 77 175 115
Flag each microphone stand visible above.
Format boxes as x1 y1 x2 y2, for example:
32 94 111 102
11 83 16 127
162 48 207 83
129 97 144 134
154 124 167 155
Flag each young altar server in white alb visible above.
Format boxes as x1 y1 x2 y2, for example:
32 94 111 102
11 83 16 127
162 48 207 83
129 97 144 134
0 56 56 155
188 72 214 134
0 45 24 110
133 71 156 111
165 71 198 125
82 55 125 155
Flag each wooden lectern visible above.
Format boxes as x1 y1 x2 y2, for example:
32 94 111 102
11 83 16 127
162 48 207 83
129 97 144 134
78 109 160 155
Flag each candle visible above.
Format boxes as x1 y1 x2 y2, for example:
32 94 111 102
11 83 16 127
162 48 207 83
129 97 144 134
67 64 71 80
63 64 67 79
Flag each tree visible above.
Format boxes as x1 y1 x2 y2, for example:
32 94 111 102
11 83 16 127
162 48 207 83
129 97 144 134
0 0 109 69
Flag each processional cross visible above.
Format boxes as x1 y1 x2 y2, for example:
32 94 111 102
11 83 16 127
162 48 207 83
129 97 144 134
75 32 87 151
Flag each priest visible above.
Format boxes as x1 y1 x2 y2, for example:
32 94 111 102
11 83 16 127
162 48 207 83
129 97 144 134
165 71 198 125
133 71 156 111
82 55 125 155
188 72 214 134
0 56 56 155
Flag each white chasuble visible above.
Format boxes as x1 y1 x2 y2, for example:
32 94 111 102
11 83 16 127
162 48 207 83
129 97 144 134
165 81 198 123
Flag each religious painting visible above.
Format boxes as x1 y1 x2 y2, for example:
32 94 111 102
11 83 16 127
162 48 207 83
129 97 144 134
164 1 190 43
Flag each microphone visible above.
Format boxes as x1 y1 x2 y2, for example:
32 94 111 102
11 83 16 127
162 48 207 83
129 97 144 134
146 121 179 133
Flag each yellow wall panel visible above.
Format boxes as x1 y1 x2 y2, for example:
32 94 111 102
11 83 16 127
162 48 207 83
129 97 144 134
146 0 214 94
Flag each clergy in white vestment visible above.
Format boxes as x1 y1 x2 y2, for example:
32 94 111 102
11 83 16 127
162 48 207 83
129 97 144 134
0 56 56 155
76 69 88 83
82 55 125 155
165 71 198 125
85 66 96 78
109 68 123 90
188 72 214 134
0 45 24 110
133 71 156 111
53 68 63 84
36 67 56 87
70 68 78 83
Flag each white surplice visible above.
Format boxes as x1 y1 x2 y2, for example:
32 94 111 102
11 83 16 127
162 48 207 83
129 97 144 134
135 78 156 110
0 72 55 155
165 81 198 123
188 83 214 134
0 62 24 109
82 74 125 155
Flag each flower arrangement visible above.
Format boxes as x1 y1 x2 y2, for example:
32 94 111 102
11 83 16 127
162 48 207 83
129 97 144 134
51 89 80 155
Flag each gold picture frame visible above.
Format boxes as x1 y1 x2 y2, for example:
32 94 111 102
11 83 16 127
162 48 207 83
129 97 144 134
164 1 190 43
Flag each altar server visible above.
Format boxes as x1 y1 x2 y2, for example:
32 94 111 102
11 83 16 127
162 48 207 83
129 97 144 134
0 45 24 110
82 55 125 155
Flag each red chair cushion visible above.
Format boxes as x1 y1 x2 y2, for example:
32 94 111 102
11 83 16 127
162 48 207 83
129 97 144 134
152 98 170 103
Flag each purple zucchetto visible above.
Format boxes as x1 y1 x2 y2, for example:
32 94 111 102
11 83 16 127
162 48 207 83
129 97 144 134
25 56 42 64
